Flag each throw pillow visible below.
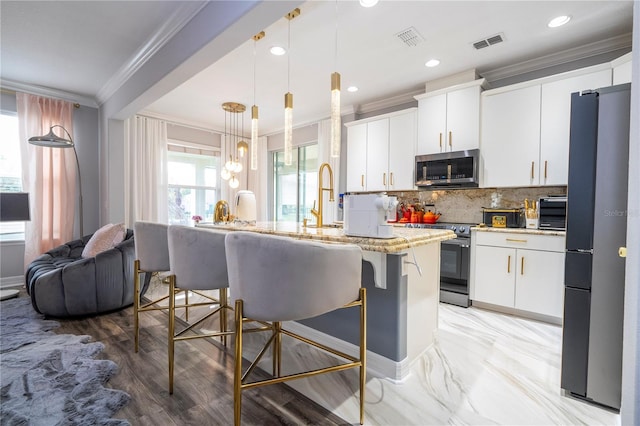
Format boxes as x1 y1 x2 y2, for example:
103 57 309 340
82 223 123 258
111 223 126 247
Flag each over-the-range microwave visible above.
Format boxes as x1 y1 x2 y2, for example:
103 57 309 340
415 149 480 188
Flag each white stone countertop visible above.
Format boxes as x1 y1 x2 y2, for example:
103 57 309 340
471 226 566 237
197 221 455 253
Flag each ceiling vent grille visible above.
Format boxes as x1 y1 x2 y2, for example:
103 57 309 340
396 27 425 47
473 33 505 50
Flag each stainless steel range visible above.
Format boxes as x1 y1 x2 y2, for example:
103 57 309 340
405 222 472 307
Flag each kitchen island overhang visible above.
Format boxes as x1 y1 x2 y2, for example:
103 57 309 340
198 221 454 381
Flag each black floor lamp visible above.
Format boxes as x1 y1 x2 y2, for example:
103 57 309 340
28 125 83 237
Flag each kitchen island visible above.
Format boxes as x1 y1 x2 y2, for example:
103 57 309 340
198 221 454 380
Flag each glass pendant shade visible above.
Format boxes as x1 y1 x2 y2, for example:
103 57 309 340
221 168 231 180
229 175 240 189
233 161 243 173
284 92 293 166
330 72 341 158
225 157 234 171
251 105 258 170
237 140 248 157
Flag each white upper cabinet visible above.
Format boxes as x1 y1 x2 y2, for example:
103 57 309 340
345 108 417 192
346 123 368 192
388 110 417 191
481 64 612 187
415 80 484 155
481 85 541 187
539 68 612 185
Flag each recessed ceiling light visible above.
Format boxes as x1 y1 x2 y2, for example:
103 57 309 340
359 0 379 7
270 46 286 56
425 59 440 68
548 15 571 28
347 86 359 93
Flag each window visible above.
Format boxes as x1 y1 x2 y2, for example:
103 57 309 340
0 114 25 239
273 144 318 222
167 144 219 225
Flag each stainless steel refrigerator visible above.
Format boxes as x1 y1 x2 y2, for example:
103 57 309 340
561 83 630 411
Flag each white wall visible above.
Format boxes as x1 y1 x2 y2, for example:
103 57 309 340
621 2 639 424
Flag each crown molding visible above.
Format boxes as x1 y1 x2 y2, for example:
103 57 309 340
0 79 98 107
95 1 208 105
480 33 632 83
353 87 423 115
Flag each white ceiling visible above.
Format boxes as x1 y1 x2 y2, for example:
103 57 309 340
1 1 634 136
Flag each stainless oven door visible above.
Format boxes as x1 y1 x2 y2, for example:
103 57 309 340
440 237 470 281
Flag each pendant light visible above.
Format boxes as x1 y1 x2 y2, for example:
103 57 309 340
283 8 300 166
330 0 341 158
251 31 264 170
221 102 246 187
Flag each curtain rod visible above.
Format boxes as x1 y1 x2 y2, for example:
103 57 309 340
136 113 218 134
1 87 80 108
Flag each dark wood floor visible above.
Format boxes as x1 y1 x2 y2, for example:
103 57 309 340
50 300 349 425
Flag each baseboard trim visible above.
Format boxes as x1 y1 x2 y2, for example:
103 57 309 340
284 320 413 382
0 275 25 289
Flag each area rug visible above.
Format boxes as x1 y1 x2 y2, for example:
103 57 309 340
0 297 130 426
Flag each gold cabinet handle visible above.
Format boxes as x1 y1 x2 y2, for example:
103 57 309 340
544 160 548 179
439 133 442 149
361 174 364 188
531 161 535 180
383 172 387 186
449 131 452 148
619 247 627 258
506 238 527 243
521 256 525 275
507 255 511 273
390 172 394 186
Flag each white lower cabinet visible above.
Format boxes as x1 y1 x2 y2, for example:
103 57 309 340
472 231 565 320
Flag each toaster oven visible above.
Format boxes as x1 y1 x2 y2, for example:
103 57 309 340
538 196 567 230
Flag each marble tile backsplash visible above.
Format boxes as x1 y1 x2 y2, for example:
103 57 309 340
389 186 567 224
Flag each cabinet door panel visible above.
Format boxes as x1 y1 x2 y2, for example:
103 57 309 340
417 94 446 154
388 111 416 190
540 69 611 185
515 249 565 318
346 124 367 192
366 119 390 191
446 86 480 151
473 245 516 307
481 85 541 187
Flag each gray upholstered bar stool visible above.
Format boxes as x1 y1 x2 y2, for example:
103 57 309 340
167 224 233 394
225 231 366 426
133 221 171 353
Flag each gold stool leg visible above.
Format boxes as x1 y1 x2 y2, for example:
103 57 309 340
220 288 228 347
359 287 367 425
168 275 176 394
185 289 189 322
273 321 282 378
234 299 244 426
134 261 141 353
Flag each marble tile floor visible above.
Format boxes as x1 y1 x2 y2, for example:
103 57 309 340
143 277 620 425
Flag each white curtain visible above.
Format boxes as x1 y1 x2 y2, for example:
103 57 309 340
318 119 340 224
17 93 75 266
124 115 168 227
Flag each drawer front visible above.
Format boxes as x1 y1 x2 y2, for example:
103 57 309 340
475 231 565 252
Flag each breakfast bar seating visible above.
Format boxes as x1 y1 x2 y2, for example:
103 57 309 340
166 225 234 394
225 231 367 426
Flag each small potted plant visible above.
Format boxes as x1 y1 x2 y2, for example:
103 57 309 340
192 215 203 224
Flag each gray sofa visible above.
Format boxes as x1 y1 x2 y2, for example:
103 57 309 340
25 229 150 318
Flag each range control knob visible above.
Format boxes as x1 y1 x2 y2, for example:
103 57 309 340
459 226 466 233
451 226 457 233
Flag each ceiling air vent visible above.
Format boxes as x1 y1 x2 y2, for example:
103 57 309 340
396 26 425 47
472 33 505 50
